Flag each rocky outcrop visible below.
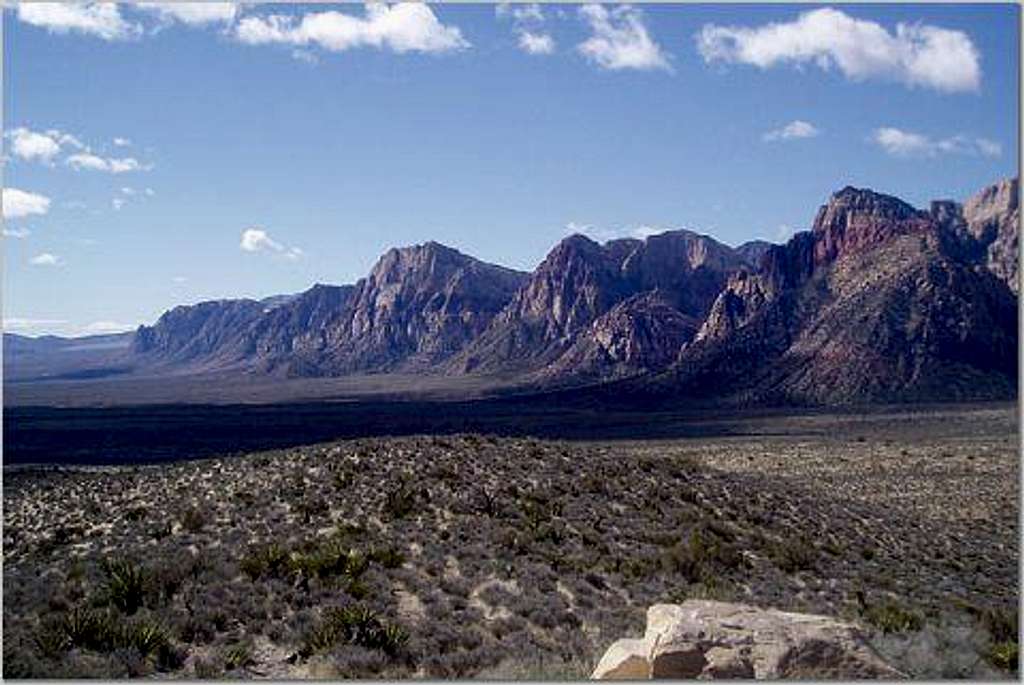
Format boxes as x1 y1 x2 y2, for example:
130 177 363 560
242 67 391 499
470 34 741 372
540 292 700 384
592 601 903 679
313 242 528 373
132 244 527 375
963 177 1019 293
133 298 267 367
453 230 746 376
735 239 774 268
666 182 1019 405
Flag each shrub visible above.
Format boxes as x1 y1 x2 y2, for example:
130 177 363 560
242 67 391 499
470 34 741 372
33 619 70 658
101 558 148 615
301 605 408 659
181 506 209 533
987 641 1019 673
121 619 169 657
223 640 254 671
368 546 406 569
864 602 924 634
769 535 817 573
241 543 290 580
383 481 417 520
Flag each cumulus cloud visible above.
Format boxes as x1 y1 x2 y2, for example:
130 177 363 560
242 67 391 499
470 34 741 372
6 128 61 163
113 137 131 147
577 5 671 72
240 228 282 252
697 7 981 93
136 3 237 26
240 227 304 260
235 4 469 55
4 227 31 239
763 120 820 142
112 198 126 211
30 252 62 267
3 188 51 219
871 127 1002 158
16 3 141 40
496 3 556 56
496 3 545 23
66 152 151 173
518 31 555 55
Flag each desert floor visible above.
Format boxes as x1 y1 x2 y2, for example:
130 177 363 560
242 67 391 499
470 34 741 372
3 404 1019 678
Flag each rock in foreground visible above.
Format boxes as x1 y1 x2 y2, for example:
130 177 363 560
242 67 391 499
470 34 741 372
592 601 904 679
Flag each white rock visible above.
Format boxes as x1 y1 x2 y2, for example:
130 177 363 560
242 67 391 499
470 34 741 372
592 600 904 679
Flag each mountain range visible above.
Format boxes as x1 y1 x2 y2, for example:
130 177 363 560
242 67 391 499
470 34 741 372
5 178 1019 406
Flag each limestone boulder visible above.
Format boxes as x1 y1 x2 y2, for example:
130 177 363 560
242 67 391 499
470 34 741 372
592 601 904 679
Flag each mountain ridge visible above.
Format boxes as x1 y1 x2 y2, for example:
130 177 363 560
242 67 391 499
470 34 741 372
6 177 1018 406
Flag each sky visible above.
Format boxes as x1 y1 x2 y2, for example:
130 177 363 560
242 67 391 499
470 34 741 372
2 2 1019 337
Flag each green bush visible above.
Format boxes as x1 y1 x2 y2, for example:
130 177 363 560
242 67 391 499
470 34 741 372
769 535 817 573
101 558 148 615
222 640 254 670
987 641 1019 673
240 543 290 580
301 605 409 659
864 602 924 634
383 481 417 520
368 546 406 569
33 619 70 658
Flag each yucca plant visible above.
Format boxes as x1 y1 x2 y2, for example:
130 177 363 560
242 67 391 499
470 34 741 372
101 558 148 615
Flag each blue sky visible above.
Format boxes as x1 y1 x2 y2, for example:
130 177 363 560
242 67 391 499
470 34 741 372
2 2 1018 337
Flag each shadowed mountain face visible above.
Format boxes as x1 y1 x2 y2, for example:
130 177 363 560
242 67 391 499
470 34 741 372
7 178 1019 406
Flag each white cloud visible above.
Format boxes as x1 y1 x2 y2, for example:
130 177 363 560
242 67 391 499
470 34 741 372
136 3 237 26
112 198 126 211
66 152 151 173
871 127 1002 158
776 224 797 241
30 252 62 267
518 31 555 55
47 129 86 150
577 5 671 72
3 188 51 219
240 228 283 252
3 227 31 239
496 3 554 55
632 225 664 240
144 188 156 197
235 5 469 55
697 8 981 93
284 247 305 261
496 3 545 23
763 120 820 142
975 138 1003 158
172 276 188 284
6 127 61 163
17 3 141 41
113 137 131 147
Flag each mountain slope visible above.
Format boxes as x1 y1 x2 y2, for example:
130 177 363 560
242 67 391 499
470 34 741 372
131 242 528 376
654 183 1018 405
451 229 748 376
